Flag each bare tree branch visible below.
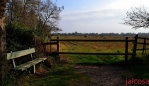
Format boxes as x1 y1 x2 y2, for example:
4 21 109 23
123 7 149 29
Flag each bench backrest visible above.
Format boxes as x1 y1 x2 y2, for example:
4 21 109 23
7 48 35 68
7 48 35 60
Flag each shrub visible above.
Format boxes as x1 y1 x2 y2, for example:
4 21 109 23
6 24 34 52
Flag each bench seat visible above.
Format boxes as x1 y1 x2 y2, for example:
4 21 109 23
14 58 47 71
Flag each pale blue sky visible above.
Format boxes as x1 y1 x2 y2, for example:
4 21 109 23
54 0 149 33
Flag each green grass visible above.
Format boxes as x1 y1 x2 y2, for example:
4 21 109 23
15 36 149 85
21 64 94 86
19 54 149 86
66 54 125 65
125 54 149 79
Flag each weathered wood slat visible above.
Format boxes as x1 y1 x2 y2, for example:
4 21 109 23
136 48 149 50
50 39 135 42
14 58 47 71
42 42 58 45
55 52 135 55
137 42 149 45
7 48 35 60
137 37 149 40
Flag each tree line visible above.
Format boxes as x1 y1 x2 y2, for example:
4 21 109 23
53 32 149 37
6 0 63 32
5 0 64 52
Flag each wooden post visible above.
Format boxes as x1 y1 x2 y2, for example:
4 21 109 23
125 37 128 63
44 44 46 54
142 38 146 55
144 38 147 54
42 43 46 55
57 37 59 53
132 34 138 61
50 40 52 53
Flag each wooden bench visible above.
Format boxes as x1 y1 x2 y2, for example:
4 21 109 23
7 48 47 73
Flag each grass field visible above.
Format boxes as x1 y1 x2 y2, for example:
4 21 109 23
50 35 141 64
19 35 149 86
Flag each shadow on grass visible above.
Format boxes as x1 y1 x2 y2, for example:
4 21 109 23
122 54 149 79
72 54 149 80
75 55 149 79
76 62 106 66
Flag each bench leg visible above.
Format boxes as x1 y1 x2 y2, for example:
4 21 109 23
33 65 35 74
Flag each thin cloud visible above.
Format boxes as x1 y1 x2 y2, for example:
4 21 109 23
59 0 149 33
62 9 124 20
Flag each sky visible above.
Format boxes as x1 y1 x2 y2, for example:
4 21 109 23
54 0 149 33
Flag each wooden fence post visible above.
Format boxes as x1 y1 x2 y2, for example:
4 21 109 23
55 37 60 62
125 37 128 63
132 34 138 61
50 40 52 53
42 43 46 55
57 37 59 53
142 38 146 55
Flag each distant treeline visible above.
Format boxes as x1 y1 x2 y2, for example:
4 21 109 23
52 32 149 37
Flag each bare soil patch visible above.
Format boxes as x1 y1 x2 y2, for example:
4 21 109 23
74 65 132 86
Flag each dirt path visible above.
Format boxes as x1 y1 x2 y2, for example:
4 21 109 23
74 65 132 86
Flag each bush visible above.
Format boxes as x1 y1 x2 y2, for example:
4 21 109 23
6 24 34 52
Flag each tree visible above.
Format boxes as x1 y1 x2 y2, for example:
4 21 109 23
123 7 149 29
38 0 64 31
6 0 39 28
6 0 63 31
0 0 8 85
